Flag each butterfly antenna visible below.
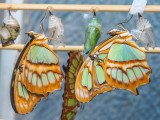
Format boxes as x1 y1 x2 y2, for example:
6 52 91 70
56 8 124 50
118 13 133 25
117 13 133 31
40 11 47 34
117 23 127 31
132 33 139 41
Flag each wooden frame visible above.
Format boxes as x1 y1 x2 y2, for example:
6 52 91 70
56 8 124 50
0 3 159 52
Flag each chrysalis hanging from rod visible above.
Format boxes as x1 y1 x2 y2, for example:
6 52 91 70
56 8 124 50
83 9 102 54
131 14 155 50
48 11 65 47
0 10 20 47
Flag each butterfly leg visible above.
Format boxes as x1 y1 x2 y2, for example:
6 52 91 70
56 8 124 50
80 103 85 110
18 64 24 74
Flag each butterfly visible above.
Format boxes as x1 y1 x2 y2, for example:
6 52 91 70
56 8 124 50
61 52 84 120
84 14 102 54
10 31 63 114
75 28 151 102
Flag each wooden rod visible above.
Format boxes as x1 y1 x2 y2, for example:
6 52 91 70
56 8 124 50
0 44 84 51
0 3 160 12
0 44 159 53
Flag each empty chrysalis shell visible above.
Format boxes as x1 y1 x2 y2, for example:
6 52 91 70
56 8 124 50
48 14 65 47
131 14 155 50
0 11 20 47
0 24 11 41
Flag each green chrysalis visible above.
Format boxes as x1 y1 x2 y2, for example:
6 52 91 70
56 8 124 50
84 16 102 54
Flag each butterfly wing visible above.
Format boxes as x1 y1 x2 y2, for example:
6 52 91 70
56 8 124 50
10 33 63 114
22 42 63 96
75 36 118 102
11 69 42 114
10 36 42 114
61 52 83 120
105 39 151 95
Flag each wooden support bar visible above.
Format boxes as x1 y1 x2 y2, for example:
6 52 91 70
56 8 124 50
0 44 159 53
0 44 84 51
0 3 160 12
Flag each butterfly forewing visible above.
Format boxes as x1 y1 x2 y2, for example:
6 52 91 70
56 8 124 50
105 39 151 94
75 36 118 102
22 43 63 95
61 52 83 120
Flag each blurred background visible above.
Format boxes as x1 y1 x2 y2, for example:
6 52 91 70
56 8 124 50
0 0 160 120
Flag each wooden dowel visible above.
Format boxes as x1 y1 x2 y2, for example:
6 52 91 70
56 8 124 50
0 44 159 53
0 3 160 12
0 44 84 51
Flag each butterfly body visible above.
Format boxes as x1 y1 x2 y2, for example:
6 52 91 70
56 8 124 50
10 31 63 114
84 17 102 54
75 29 151 102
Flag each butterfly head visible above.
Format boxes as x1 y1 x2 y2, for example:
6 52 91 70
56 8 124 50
108 29 125 36
26 31 48 42
26 31 39 38
108 29 132 40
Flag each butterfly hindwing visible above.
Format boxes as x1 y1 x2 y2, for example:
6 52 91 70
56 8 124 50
61 52 83 120
11 69 42 114
105 39 151 95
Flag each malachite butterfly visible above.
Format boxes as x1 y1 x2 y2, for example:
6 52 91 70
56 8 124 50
10 31 63 114
61 52 84 120
75 28 151 102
